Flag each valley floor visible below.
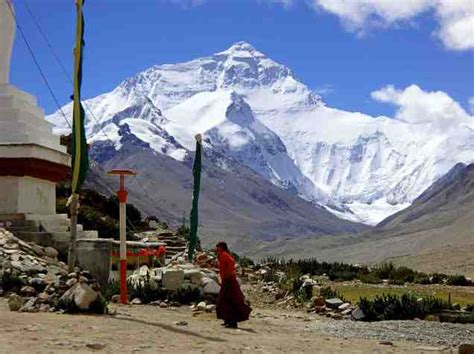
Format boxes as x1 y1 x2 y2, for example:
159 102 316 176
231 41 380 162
0 298 472 353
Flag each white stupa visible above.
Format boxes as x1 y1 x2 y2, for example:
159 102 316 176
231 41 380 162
0 0 70 217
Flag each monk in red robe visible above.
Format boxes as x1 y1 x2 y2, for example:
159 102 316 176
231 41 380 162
216 241 251 328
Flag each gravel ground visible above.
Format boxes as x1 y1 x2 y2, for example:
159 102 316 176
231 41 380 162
4 298 472 353
309 318 474 347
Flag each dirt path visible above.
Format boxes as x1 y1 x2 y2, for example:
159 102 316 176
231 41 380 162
1 299 471 353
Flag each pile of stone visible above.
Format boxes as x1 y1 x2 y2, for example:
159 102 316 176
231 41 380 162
136 230 187 261
308 296 356 320
126 262 221 304
0 228 105 313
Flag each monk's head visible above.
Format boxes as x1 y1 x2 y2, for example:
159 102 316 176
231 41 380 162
216 241 229 254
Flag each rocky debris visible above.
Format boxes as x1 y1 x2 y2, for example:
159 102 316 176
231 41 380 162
125 252 223 304
0 228 106 314
44 247 59 259
206 304 216 312
130 298 142 305
8 294 23 311
325 298 344 309
196 301 207 311
60 282 99 310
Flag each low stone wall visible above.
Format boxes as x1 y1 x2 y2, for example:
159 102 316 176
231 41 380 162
76 239 166 286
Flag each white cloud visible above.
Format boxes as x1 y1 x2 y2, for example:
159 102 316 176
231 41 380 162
310 0 431 32
435 0 474 50
468 96 474 114
371 84 473 130
313 84 335 95
309 0 474 51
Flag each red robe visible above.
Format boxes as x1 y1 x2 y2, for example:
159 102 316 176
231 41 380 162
216 251 251 324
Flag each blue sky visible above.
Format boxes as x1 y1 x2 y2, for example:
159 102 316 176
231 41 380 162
9 0 474 116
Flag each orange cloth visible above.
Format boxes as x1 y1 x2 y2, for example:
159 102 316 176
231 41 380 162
218 250 235 280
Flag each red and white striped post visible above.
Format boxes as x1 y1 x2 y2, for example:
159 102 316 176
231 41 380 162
107 169 136 305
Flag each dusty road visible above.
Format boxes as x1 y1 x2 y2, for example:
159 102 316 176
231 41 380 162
0 299 471 353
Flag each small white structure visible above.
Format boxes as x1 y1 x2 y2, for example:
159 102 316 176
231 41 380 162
0 0 70 216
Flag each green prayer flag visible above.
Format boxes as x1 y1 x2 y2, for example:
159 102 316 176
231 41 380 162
71 0 89 194
188 134 202 261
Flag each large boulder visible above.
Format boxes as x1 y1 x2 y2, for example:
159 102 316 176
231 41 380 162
325 298 344 309
184 269 204 285
351 306 366 321
44 247 59 259
60 282 98 310
202 277 220 295
162 268 185 291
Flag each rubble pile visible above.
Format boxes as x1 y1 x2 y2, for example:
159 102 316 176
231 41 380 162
135 230 187 261
0 228 106 314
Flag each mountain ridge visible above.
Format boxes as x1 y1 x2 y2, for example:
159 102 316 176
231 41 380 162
47 41 474 225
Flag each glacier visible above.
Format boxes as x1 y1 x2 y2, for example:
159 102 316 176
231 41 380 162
47 41 474 225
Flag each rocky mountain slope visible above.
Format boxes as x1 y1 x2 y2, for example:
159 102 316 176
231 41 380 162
250 164 474 276
47 42 474 225
85 139 367 254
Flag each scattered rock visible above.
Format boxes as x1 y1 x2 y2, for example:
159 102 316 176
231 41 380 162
341 308 352 316
205 304 217 312
20 297 38 312
111 295 120 303
379 341 393 346
351 306 366 321
197 301 207 311
86 343 106 350
131 298 142 305
20 286 36 296
8 294 24 311
43 247 59 259
174 321 188 326
325 298 343 309
338 303 351 311
60 282 98 310
66 278 78 288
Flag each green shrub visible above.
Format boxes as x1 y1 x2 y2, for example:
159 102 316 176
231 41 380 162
414 275 431 285
429 273 445 284
320 286 348 303
102 281 121 300
446 275 472 286
388 279 405 286
372 263 395 280
127 274 167 304
358 274 382 284
0 271 24 292
357 294 453 321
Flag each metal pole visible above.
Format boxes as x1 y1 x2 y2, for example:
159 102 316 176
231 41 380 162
68 193 79 272
107 169 136 305
118 175 128 304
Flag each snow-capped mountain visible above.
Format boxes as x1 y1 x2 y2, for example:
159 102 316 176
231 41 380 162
47 41 474 225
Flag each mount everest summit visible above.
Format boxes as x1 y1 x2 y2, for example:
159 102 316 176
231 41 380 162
47 41 474 225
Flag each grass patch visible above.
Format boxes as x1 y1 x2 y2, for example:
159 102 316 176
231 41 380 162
333 283 474 307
